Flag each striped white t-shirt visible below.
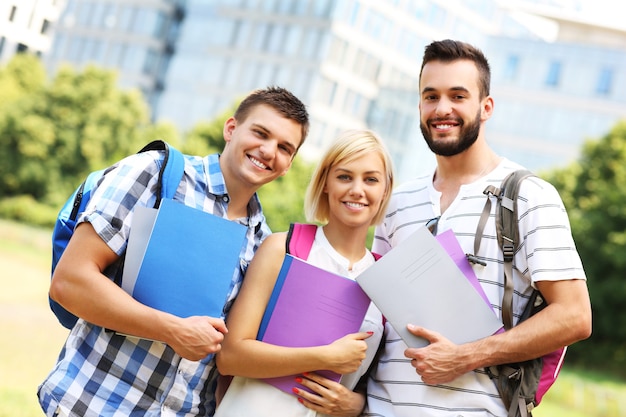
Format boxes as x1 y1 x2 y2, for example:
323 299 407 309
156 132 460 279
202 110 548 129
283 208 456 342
363 159 585 417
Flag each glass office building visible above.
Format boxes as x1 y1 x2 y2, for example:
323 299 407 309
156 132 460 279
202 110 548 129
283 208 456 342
0 0 63 63
37 0 626 179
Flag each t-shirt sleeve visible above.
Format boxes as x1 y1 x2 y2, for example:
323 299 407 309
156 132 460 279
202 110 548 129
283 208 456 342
78 151 164 256
519 177 586 283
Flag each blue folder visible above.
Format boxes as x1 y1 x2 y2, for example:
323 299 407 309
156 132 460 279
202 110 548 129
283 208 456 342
122 198 247 318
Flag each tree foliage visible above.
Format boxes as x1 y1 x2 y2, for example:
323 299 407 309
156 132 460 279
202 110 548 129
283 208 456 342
258 156 314 232
0 53 46 109
0 57 150 208
2 54 626 376
545 121 626 375
181 105 237 156
0 54 315 232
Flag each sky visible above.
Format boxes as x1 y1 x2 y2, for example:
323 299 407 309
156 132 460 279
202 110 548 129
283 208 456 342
575 0 626 28
506 0 626 41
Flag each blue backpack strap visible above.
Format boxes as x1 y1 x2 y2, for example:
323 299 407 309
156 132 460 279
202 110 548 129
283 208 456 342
138 140 185 206
50 140 185 329
162 144 184 200
286 223 317 260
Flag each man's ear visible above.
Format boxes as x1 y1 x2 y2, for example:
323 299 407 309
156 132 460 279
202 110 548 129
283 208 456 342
223 117 237 143
481 96 494 121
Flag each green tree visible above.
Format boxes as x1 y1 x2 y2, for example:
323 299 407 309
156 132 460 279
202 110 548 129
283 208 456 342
0 55 313 232
181 105 237 155
0 53 45 110
139 120 181 150
0 57 151 210
258 156 315 232
546 121 626 376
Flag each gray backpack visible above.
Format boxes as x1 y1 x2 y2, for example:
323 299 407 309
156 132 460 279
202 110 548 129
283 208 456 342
471 170 566 417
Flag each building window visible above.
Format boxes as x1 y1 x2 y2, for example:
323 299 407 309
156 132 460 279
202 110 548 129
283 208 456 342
267 24 286 54
154 11 168 38
300 28 321 59
284 25 301 55
8 5 17 22
344 89 369 119
41 19 50 34
596 67 613 95
503 55 519 81
119 6 137 31
0 36 5 57
312 0 332 17
17 43 28 53
143 49 158 74
77 1 93 27
251 22 268 51
316 77 337 107
545 61 561 87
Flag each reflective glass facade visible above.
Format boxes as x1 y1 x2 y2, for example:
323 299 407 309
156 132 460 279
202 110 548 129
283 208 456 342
40 0 626 180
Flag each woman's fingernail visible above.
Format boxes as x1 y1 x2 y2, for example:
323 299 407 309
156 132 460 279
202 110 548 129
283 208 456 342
292 387 299 394
295 377 302 383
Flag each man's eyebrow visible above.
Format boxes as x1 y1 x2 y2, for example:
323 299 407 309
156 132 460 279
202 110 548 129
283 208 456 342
250 123 270 134
252 123 298 152
421 86 470 94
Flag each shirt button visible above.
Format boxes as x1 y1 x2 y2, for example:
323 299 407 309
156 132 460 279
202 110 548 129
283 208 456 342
222 195 229 203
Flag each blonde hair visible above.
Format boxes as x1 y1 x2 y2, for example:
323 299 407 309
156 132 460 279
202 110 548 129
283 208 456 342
304 129 394 225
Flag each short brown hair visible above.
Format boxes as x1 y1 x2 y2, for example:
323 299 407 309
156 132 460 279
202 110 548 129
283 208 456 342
420 39 491 98
234 86 310 149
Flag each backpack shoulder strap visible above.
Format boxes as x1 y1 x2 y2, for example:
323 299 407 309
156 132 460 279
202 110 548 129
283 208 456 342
497 169 535 330
286 222 382 262
472 169 535 328
139 140 185 208
286 223 318 260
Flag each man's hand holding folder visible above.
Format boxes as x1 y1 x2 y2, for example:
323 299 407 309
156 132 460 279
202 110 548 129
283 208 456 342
356 226 502 349
120 199 247 358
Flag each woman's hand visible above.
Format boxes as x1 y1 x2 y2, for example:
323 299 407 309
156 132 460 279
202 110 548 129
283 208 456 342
324 331 372 374
293 372 365 416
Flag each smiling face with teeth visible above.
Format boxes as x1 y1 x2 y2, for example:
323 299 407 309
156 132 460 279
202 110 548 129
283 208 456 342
418 59 493 157
220 103 304 192
323 151 388 230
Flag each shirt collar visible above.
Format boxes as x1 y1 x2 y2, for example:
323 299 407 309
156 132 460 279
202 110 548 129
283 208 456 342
205 153 265 230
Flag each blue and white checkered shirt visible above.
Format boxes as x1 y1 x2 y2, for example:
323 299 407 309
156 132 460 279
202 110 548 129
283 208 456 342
38 151 271 417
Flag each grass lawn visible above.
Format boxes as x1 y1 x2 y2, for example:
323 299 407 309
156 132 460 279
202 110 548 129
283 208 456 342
1 218 624 417
0 220 69 417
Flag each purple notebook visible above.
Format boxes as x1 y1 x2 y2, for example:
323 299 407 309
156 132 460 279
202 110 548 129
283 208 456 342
257 254 371 394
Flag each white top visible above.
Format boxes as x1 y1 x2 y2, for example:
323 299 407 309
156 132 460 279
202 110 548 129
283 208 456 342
215 226 383 417
363 159 585 417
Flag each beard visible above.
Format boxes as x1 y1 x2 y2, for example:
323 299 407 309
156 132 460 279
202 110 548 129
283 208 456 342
420 109 481 157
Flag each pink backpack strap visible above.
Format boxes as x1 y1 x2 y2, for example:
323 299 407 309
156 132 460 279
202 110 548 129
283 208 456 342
286 223 317 260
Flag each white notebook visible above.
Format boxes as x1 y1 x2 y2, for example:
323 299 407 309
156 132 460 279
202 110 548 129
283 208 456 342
356 226 502 348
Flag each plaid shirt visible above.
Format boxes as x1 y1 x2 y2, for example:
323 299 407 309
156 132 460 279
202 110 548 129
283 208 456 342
38 152 270 417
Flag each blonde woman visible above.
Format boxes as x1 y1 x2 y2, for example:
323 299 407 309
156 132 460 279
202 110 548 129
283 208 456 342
215 129 394 417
